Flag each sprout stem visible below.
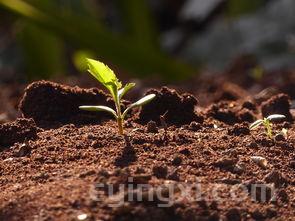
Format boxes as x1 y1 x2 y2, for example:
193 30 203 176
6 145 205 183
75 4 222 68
117 117 124 135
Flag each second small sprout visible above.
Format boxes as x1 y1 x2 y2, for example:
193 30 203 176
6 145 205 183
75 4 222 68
249 114 286 139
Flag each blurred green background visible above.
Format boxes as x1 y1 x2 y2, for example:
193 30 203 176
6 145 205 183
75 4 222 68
0 0 294 82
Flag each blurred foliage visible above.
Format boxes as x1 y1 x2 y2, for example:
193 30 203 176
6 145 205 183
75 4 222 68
0 0 194 81
17 22 65 79
226 0 265 17
0 0 269 81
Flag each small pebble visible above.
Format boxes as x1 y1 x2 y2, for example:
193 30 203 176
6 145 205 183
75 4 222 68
171 155 182 166
16 143 31 157
77 213 88 220
189 121 201 131
251 156 268 169
274 133 285 142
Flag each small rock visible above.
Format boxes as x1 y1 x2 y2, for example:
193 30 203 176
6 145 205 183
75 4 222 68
152 165 168 179
178 147 190 156
32 172 49 181
188 121 201 131
146 121 158 133
248 141 258 148
171 155 182 166
3 157 14 162
233 163 246 174
274 133 285 142
15 143 31 157
226 208 241 221
77 213 88 220
251 156 268 169
213 158 238 168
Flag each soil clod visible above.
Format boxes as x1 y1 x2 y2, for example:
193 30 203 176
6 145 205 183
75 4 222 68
261 93 293 122
19 81 118 128
0 118 37 148
138 87 202 126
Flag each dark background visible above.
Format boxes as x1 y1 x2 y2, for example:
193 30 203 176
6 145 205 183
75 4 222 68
0 0 294 83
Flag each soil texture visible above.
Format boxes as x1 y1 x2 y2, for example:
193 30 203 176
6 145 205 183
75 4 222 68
0 81 294 221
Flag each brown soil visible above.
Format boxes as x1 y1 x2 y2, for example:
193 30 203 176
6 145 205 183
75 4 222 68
137 87 203 126
0 81 294 221
0 118 38 148
261 94 293 122
19 81 130 129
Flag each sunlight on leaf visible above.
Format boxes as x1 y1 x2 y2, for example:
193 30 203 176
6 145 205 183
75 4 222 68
87 58 122 97
79 105 117 118
118 83 136 99
249 119 263 130
266 114 286 121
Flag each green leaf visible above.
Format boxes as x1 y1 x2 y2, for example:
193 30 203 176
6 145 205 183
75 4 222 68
86 58 122 97
122 94 155 119
266 114 286 121
79 105 117 118
249 119 263 130
130 94 156 107
118 83 136 99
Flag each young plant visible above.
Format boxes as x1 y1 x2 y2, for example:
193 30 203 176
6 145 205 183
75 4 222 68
79 58 156 135
249 114 286 139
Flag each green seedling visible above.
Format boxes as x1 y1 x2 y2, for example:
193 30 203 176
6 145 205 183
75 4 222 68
79 58 156 135
249 114 286 139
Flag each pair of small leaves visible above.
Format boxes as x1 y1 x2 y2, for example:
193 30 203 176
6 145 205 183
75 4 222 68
80 93 156 119
249 114 286 130
79 58 155 119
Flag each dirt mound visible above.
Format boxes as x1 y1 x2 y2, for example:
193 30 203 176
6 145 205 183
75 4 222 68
213 82 249 102
138 87 203 125
206 101 256 124
261 93 293 122
0 118 38 148
19 81 119 128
